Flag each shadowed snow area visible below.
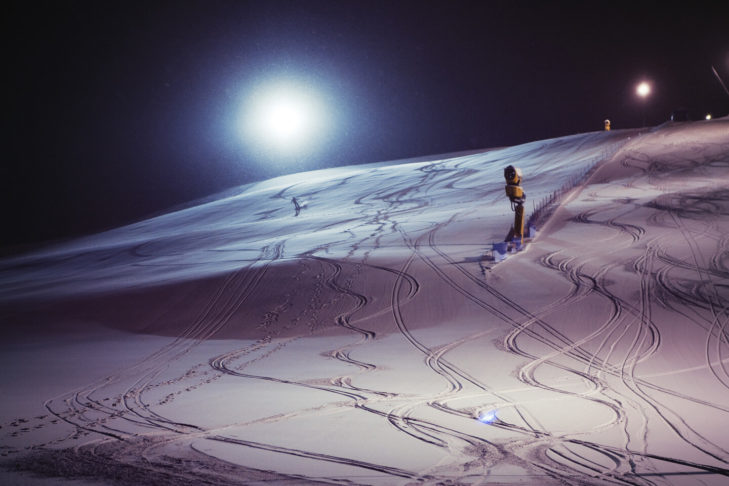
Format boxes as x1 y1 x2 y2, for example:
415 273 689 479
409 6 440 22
1 120 728 485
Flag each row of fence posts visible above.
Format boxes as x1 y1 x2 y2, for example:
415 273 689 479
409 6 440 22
526 139 628 230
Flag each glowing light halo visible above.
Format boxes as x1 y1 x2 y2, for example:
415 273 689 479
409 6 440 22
636 81 651 98
262 96 308 142
240 79 329 158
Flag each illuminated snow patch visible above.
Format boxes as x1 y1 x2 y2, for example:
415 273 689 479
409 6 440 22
478 409 498 424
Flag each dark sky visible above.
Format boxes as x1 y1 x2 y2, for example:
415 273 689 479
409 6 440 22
5 0 728 248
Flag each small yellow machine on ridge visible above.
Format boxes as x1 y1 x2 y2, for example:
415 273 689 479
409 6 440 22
504 165 526 244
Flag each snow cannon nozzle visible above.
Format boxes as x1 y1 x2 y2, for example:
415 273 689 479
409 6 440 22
504 165 525 206
504 165 522 186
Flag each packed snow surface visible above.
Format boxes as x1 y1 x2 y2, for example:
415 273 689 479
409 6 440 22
1 119 728 485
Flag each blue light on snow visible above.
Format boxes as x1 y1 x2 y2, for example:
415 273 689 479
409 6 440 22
478 409 498 424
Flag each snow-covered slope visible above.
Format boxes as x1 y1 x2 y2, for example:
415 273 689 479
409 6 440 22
1 120 727 485
0 129 627 303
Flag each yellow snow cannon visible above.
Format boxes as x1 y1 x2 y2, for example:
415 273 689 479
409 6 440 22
504 165 526 245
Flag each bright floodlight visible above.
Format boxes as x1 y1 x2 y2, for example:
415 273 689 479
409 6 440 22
636 81 651 98
263 97 308 142
706 113 712 120
241 80 329 157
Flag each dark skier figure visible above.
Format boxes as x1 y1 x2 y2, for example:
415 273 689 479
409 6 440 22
291 197 302 216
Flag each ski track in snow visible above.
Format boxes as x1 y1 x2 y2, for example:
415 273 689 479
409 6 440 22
1 122 729 485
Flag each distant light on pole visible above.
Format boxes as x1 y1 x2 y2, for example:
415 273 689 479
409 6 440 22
636 81 651 98
636 81 651 127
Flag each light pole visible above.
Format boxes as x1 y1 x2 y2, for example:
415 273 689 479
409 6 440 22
636 81 651 127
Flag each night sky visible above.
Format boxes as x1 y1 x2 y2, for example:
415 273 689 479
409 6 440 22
5 1 728 248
